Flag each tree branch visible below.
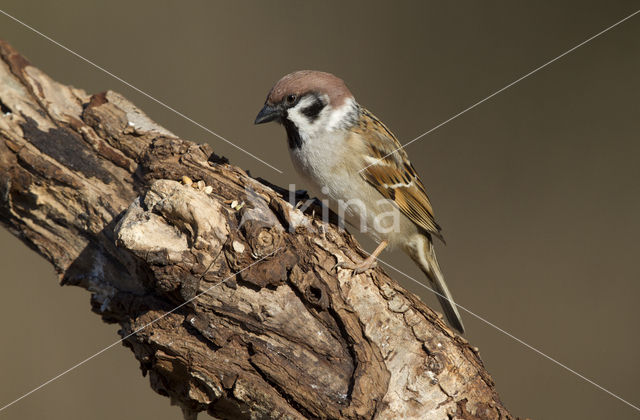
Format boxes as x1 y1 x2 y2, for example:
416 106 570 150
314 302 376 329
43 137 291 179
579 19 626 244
0 40 519 420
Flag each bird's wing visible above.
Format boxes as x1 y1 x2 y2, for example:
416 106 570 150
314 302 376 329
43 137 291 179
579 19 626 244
353 107 444 241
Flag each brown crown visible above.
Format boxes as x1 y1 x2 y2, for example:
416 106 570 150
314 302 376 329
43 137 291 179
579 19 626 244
266 70 353 107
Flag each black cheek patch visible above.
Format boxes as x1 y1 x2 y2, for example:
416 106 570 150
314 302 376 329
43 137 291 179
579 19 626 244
301 99 325 122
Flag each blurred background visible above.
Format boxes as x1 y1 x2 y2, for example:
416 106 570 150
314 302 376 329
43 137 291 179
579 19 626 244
1 1 639 419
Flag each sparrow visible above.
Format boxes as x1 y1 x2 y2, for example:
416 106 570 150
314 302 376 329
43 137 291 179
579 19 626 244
254 70 464 333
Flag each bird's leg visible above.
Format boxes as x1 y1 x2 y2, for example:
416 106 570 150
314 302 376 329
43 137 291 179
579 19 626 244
334 240 389 274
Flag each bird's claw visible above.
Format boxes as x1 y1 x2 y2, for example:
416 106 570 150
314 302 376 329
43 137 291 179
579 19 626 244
332 260 377 274
353 260 377 274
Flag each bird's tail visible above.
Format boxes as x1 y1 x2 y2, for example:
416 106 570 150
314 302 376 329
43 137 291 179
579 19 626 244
405 234 465 334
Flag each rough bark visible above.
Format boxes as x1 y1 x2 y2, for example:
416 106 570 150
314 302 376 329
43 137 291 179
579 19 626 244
0 40 519 420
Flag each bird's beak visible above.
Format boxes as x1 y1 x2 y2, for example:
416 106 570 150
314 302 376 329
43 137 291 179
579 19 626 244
254 103 281 124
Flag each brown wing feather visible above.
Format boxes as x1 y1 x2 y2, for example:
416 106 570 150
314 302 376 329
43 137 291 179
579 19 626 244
355 107 444 240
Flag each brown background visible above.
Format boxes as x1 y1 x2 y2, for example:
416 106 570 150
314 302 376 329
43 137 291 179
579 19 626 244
1 1 639 419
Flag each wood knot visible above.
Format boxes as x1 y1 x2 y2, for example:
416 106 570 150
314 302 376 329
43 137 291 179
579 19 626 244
243 220 283 258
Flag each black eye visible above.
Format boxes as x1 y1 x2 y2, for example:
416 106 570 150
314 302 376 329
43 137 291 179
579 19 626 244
285 94 297 105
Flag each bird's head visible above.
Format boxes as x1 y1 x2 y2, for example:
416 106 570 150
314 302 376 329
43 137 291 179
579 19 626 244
254 70 356 148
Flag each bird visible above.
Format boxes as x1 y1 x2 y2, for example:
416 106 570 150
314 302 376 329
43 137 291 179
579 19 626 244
254 70 464 334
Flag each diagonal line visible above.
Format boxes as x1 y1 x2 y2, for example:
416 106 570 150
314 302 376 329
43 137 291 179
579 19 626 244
0 248 282 414
370 256 640 413
0 9 283 174
359 8 640 173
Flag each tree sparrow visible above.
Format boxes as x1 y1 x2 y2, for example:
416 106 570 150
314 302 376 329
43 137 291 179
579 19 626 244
255 71 464 333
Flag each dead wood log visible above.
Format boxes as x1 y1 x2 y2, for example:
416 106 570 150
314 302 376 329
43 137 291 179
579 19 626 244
0 40 519 420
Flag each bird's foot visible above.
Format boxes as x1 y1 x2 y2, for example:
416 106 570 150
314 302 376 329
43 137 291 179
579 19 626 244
332 240 388 275
333 257 378 274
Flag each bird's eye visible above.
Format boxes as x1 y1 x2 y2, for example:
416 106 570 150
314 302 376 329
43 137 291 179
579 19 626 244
286 94 297 105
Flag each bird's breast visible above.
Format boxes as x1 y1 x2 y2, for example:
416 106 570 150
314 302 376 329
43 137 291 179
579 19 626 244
287 130 418 246
288 130 350 192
